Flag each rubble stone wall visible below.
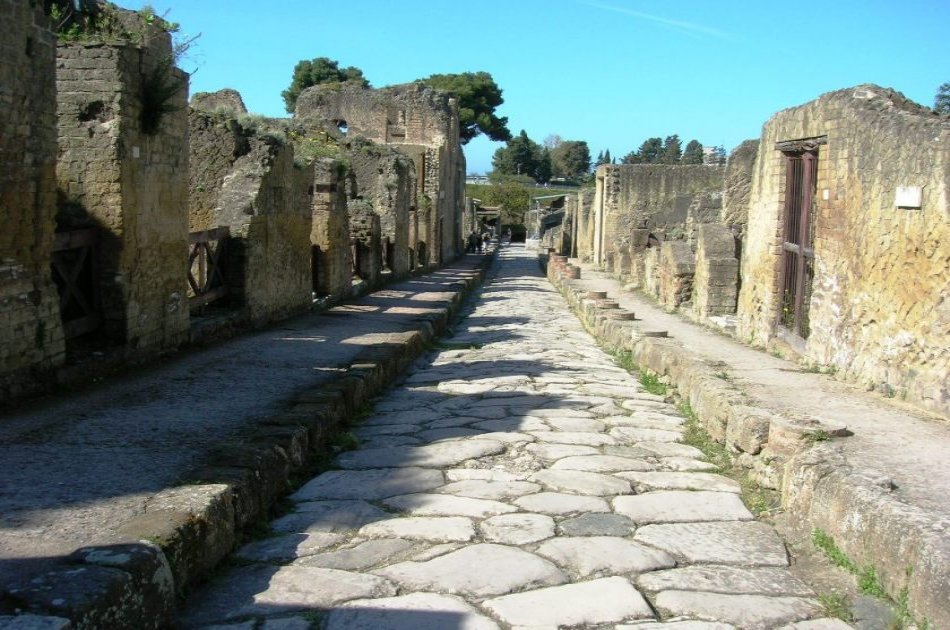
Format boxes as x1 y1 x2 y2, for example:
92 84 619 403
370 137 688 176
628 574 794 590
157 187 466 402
721 139 759 240
0 1 66 398
737 85 950 414
658 241 695 311
56 24 190 354
189 104 312 324
348 200 382 288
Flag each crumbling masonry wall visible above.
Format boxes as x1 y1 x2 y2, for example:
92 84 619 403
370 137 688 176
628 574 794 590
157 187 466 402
721 139 759 240
56 21 190 353
738 85 950 415
189 102 312 324
0 1 66 398
348 200 382 288
592 164 724 284
294 82 465 266
692 223 740 320
347 142 414 278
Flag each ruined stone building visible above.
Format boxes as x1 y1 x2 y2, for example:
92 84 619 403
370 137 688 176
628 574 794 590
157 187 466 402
554 84 949 416
0 1 468 405
293 82 466 269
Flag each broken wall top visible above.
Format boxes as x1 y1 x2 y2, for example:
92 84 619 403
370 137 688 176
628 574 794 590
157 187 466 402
293 81 458 148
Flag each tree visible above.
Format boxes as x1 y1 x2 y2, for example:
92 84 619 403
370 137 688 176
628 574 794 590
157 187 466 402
710 145 727 165
621 150 641 164
282 57 369 113
481 175 531 224
491 130 552 183
935 82 950 115
660 135 682 164
682 139 704 164
550 140 591 179
637 137 663 164
421 72 512 144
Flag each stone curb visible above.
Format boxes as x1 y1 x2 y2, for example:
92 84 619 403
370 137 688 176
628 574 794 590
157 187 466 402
542 253 950 628
0 251 497 629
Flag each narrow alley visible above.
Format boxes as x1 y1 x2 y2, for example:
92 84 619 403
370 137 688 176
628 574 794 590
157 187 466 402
178 245 845 629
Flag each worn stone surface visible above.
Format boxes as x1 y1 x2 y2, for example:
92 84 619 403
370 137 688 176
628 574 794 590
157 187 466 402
481 577 653 627
613 491 753 523
654 591 821 629
634 522 789 566
174 246 823 628
372 544 566 598
325 593 500 630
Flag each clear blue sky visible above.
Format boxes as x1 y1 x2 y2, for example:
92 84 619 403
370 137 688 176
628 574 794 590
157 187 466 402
120 0 949 174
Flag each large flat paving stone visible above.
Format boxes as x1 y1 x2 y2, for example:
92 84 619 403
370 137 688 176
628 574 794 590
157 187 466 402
294 539 415 571
180 565 397 625
529 469 632 496
615 622 734 629
634 522 789 566
558 513 636 536
325 593 500 630
481 576 654 627
513 492 610 515
551 454 654 473
436 479 541 500
292 468 444 501
480 513 556 544
358 517 474 543
529 431 617 446
471 418 549 432
610 427 683 443
235 532 344 562
382 493 517 518
638 565 814 597
335 440 505 469
613 491 753 523
535 536 675 577
272 501 389 533
445 468 525 482
631 442 706 458
617 471 741 493
541 417 607 432
654 591 821 629
372 543 566 598
525 443 600 461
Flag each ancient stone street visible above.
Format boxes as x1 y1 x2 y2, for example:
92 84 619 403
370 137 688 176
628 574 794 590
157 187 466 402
178 245 847 629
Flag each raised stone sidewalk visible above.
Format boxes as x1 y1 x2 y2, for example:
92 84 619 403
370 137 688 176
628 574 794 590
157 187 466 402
546 253 950 629
175 245 848 629
0 250 495 628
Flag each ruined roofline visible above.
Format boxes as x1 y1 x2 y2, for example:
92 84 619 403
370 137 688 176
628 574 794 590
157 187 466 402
769 83 950 126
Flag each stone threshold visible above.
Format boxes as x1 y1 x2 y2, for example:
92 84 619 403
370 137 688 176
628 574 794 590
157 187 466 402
542 252 950 629
0 250 497 629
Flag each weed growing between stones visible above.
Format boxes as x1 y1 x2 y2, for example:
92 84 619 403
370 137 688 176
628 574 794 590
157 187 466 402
638 370 668 396
812 529 930 628
679 401 780 516
818 592 854 622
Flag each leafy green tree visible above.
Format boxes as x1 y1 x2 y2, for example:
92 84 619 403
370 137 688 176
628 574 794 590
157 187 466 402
621 150 640 164
682 139 704 164
660 135 682 164
711 145 727 165
935 82 950 114
550 140 591 179
283 57 369 113
421 72 511 144
491 130 552 182
481 175 531 224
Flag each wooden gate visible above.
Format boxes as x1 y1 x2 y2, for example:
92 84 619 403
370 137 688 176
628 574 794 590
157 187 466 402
778 149 818 338
188 227 229 308
52 228 101 339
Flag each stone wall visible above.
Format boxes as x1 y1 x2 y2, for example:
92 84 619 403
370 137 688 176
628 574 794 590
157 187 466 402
658 241 695 311
311 158 352 300
294 82 465 265
693 224 740 320
737 85 950 415
188 102 312 324
56 17 190 354
570 189 596 261
721 140 759 240
347 142 413 278
0 1 66 398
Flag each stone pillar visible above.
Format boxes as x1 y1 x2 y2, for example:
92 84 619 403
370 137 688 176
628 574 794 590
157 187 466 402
693 224 739 321
348 200 382 289
0 1 66 399
311 158 352 300
658 241 696 311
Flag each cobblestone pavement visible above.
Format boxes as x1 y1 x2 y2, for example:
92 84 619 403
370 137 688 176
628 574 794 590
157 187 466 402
179 245 848 629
